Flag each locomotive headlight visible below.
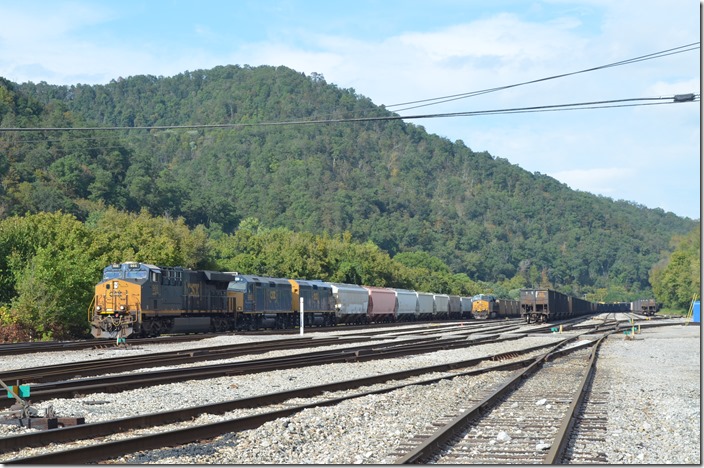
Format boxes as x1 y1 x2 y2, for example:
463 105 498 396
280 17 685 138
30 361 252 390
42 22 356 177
119 305 126 311
95 306 102 312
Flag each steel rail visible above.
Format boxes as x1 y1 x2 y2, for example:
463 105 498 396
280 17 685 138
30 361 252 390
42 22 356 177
0 335 213 356
0 333 531 406
393 333 591 464
0 335 364 383
0 352 539 454
0 322 520 384
542 334 608 464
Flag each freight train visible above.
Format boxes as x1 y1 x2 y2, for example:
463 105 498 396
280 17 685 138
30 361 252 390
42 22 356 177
517 288 652 323
90 262 479 339
470 294 520 319
519 289 597 323
631 299 659 316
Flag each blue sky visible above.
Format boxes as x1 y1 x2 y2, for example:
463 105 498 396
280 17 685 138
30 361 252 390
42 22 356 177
0 0 700 219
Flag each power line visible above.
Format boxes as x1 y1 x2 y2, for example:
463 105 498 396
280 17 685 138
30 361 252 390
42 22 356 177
0 94 697 134
385 42 700 112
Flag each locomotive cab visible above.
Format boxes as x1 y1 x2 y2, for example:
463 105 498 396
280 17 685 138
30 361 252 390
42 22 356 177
471 294 497 319
91 262 160 338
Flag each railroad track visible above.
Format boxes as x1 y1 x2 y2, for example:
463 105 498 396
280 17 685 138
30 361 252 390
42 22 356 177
1 321 522 383
2 323 639 464
0 330 535 406
1 346 553 463
0 320 520 356
0 334 214 356
390 334 610 464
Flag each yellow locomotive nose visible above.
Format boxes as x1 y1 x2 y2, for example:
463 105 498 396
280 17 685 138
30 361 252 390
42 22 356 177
91 277 140 338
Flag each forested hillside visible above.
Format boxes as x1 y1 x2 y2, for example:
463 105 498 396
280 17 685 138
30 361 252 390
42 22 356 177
0 65 697 299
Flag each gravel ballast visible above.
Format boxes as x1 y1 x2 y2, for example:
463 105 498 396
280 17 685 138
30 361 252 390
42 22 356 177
0 319 699 464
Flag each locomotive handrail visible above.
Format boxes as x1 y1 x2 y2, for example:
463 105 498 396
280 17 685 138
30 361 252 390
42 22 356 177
86 295 96 323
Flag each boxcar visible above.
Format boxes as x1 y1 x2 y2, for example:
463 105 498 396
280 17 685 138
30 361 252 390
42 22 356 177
633 299 658 316
448 295 462 319
460 296 473 319
568 296 592 317
499 299 521 318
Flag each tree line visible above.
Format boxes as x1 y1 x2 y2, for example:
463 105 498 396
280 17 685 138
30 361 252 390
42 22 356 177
0 208 696 341
0 65 699 340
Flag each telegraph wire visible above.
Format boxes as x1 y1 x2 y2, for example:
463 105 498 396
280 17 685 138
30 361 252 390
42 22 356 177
385 42 700 112
0 94 698 134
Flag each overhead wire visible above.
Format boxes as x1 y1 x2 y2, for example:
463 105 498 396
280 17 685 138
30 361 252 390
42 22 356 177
384 42 700 112
0 95 698 135
0 42 698 140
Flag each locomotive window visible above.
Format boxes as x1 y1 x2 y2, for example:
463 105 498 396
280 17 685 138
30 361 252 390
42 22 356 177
228 278 247 292
126 270 147 279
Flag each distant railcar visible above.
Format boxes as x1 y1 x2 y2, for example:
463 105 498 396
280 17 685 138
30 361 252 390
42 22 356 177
433 294 450 319
364 286 397 322
633 299 658 316
328 282 369 324
471 294 520 319
460 296 473 319
448 295 462 319
416 292 435 319
568 296 592 316
395 289 419 321
520 289 570 323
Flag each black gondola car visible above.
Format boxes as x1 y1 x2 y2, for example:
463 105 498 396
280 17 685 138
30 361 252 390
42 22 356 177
520 288 570 323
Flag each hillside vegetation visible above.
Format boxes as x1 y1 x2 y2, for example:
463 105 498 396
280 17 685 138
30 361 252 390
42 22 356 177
0 66 698 338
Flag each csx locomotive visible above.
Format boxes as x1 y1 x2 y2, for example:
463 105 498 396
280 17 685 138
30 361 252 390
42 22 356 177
470 294 520 319
90 262 480 339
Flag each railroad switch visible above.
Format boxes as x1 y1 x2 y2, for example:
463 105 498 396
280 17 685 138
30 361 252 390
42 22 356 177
0 379 85 430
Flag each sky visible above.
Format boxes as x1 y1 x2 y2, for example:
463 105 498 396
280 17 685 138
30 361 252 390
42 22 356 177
0 0 700 220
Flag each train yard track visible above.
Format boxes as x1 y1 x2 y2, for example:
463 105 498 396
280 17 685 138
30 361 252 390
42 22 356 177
0 316 693 464
0 324 528 407
391 335 608 464
0 319 516 356
1 334 579 464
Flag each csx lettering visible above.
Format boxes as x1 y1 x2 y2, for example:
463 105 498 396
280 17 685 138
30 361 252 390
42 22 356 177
188 283 200 296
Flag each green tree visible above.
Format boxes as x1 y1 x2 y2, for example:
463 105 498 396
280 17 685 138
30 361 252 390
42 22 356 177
650 225 701 309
